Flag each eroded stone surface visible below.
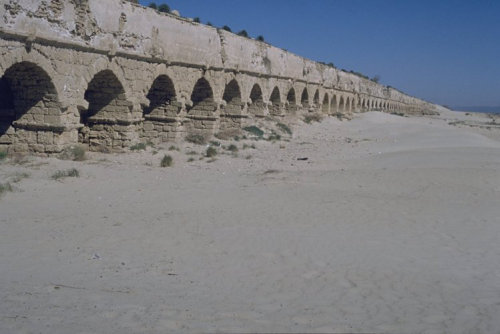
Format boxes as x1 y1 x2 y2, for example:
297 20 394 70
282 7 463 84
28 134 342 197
0 0 439 153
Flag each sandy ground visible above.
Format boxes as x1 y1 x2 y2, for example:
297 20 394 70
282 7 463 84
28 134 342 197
1 110 500 334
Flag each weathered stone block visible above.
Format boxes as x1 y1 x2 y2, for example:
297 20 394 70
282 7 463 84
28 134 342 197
44 115 59 124
37 131 54 145
143 122 154 131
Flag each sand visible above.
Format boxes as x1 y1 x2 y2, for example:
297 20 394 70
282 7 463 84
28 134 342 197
1 110 500 334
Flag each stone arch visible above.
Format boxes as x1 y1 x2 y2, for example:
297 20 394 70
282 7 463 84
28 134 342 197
81 60 133 108
313 89 320 109
189 77 216 115
82 70 128 123
322 93 329 114
142 74 181 143
222 79 242 106
145 75 178 116
186 77 217 136
0 61 62 151
339 96 345 113
81 69 134 149
220 79 244 131
331 95 338 113
301 88 309 108
286 87 297 113
248 83 265 116
269 86 281 115
0 49 65 105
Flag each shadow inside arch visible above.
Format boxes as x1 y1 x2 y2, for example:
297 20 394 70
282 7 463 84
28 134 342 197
0 62 59 140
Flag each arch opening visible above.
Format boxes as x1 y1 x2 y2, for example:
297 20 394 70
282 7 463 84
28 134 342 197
286 88 297 113
81 70 132 148
82 70 128 124
221 79 243 131
301 88 309 110
222 79 242 111
0 61 61 150
313 90 320 105
339 96 345 113
248 84 265 116
322 93 329 114
331 95 338 113
142 75 180 143
269 86 281 115
189 78 215 116
187 77 217 136
145 75 179 117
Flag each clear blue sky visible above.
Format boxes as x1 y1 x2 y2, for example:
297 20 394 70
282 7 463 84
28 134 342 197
138 0 500 107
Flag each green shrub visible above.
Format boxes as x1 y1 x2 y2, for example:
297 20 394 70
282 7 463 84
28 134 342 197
130 143 147 151
51 168 79 180
256 35 265 42
187 157 195 162
267 132 281 141
243 126 264 137
0 151 7 161
209 140 221 147
168 145 179 151
276 122 292 135
206 146 217 157
0 182 13 196
158 4 170 13
304 113 323 124
161 154 173 167
226 144 238 153
193 17 200 23
390 112 405 117
237 30 248 37
222 25 232 32
185 133 206 145
10 172 29 183
148 2 157 9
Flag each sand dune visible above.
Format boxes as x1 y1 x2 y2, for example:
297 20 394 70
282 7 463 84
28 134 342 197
1 111 499 333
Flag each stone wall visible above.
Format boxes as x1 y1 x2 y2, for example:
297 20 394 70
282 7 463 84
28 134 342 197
0 0 440 153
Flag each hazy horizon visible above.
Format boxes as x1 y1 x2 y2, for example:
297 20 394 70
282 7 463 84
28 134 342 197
452 106 500 114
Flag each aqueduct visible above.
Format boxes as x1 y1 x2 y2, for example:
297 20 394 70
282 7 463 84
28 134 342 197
0 0 438 153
